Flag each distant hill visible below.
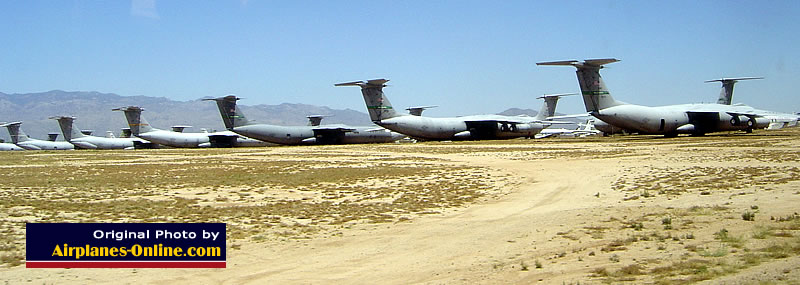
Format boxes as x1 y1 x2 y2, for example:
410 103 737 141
496 108 539 117
0 90 373 141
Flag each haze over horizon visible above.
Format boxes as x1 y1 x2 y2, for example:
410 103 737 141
2 1 799 117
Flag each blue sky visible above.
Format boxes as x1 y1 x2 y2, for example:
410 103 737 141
1 0 798 116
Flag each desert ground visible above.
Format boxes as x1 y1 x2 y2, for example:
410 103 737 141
1 128 800 284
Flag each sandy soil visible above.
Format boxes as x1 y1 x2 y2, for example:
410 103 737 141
2 129 800 284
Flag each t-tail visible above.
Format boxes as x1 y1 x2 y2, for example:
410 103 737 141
202 95 250 129
49 116 86 141
112 106 155 135
306 115 328 126
537 59 623 113
534 93 575 120
335 79 399 122
2 122 31 143
704 77 763 105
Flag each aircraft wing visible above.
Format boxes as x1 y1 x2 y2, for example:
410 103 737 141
547 113 592 120
312 127 356 133
725 111 761 118
464 118 532 124
540 120 575 125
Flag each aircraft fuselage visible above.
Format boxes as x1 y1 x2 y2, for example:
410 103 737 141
232 124 402 145
594 103 769 135
376 114 544 141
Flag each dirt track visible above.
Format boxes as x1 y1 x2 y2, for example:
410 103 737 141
2 129 800 284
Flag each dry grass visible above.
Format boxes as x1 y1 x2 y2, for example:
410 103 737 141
0 147 511 266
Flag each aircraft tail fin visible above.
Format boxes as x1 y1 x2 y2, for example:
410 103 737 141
537 59 623 112
2 122 31 143
202 95 250 129
50 116 85 141
335 79 399 122
112 106 155 135
704 77 763 105
534 93 576 120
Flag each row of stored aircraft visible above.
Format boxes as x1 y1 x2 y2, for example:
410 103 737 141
2 57 798 150
0 90 574 150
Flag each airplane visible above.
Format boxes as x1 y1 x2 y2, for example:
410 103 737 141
50 116 150 149
1 121 75 150
706 77 799 129
586 77 781 135
113 106 273 148
204 95 405 145
335 79 568 141
536 59 771 137
535 118 601 139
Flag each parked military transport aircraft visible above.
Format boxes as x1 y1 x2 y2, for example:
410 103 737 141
706 78 799 129
0 142 23 151
1 122 74 150
537 59 771 137
335 79 567 141
535 118 601 138
204 95 405 145
113 106 271 148
50 116 149 149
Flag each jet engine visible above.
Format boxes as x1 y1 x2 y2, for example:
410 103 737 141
499 123 536 133
750 117 770 130
729 115 750 127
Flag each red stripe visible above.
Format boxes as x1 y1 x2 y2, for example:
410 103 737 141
26 261 226 268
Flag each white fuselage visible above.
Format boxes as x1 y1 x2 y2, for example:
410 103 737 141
231 124 403 145
69 136 146 150
16 139 75 150
376 114 545 140
594 103 769 135
136 130 212 148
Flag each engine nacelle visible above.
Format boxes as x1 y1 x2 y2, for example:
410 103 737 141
729 115 750 127
751 117 770 129
510 123 537 132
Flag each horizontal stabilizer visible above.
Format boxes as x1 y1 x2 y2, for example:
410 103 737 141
536 60 579 66
0 121 22 127
406 105 438 116
536 93 577 99
536 58 620 68
334 79 389 87
112 106 144 112
406 105 438 110
201 95 241 101
705 77 764 83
